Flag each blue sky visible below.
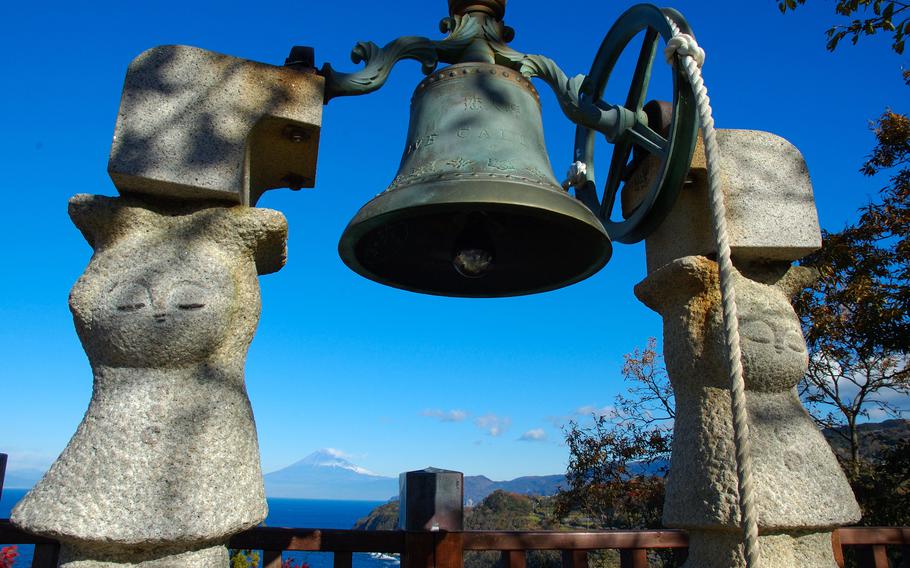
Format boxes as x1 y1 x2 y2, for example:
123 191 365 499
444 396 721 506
0 1 907 482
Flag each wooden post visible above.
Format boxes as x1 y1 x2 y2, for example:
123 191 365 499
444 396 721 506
619 548 648 568
434 531 464 568
30 543 60 568
561 550 588 568
405 532 436 568
334 551 353 568
871 545 890 568
499 550 526 568
832 529 846 568
400 468 465 568
0 453 7 501
262 550 282 568
856 544 891 568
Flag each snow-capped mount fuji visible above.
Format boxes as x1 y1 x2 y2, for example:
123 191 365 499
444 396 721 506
263 449 398 500
293 449 379 476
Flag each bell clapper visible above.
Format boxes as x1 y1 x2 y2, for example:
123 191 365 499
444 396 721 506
453 248 494 278
452 213 495 279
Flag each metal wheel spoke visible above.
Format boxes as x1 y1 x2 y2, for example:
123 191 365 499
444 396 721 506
600 139 633 219
572 4 698 243
628 122 668 157
624 28 659 112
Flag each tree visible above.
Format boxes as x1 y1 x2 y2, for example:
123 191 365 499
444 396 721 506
847 439 910 526
0 546 17 568
615 338 675 428
777 0 910 60
778 0 910 477
230 549 260 568
467 490 535 530
553 340 672 530
463 491 560 568
793 102 909 479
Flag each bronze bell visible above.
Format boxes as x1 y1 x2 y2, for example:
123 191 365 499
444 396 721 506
338 62 612 297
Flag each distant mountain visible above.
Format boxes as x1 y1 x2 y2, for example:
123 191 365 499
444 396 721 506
2 467 45 490
822 418 910 461
14 420 907 500
264 449 398 500
464 474 565 503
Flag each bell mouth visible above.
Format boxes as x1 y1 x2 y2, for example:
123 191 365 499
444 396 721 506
339 179 613 297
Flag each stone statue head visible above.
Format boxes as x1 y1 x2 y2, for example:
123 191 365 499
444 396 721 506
67 194 287 369
635 255 817 391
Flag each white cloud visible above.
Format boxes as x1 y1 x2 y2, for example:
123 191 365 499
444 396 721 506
474 414 511 437
544 404 617 429
4 449 56 472
866 406 892 421
421 409 468 422
544 414 571 428
574 405 616 419
323 447 351 459
518 428 547 442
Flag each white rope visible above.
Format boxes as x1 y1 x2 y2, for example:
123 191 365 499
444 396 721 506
562 160 588 191
664 33 705 68
665 20 762 568
560 28 761 565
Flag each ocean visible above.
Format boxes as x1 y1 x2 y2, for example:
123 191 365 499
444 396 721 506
1 489 395 568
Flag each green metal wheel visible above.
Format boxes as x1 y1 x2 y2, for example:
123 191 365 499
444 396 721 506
572 4 698 244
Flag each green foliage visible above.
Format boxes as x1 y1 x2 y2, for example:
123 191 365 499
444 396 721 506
777 0 910 54
781 0 910 515
553 339 672 531
553 415 668 530
352 500 400 530
230 549 260 568
846 439 910 525
463 491 561 568
466 490 535 530
795 109 910 476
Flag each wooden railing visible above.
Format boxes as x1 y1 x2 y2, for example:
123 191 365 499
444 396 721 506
1 522 907 568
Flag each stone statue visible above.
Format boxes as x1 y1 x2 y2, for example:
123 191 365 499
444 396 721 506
12 194 287 567
635 255 860 568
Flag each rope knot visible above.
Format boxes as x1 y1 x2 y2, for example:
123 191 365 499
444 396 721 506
561 161 588 191
665 33 705 68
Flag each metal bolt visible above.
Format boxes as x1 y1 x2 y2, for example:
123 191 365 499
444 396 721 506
282 173 310 191
283 125 310 143
284 45 315 69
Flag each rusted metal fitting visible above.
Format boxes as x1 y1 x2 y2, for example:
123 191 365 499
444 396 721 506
282 125 311 143
284 45 316 70
448 0 505 19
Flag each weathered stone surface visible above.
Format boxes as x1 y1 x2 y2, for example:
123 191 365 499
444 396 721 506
11 194 288 565
623 130 822 272
58 543 228 568
108 45 324 205
635 256 860 567
685 530 840 568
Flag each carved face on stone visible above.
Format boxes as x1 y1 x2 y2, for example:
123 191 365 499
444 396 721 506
75 242 235 367
635 256 815 392
67 194 287 369
714 274 809 392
